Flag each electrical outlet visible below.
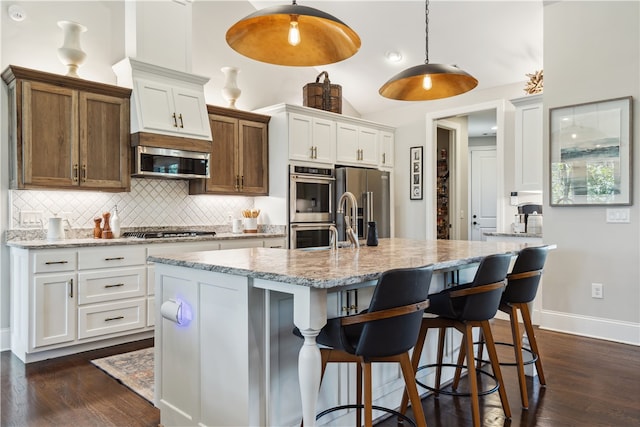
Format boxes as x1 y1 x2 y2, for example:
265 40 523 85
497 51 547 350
591 283 603 299
19 210 43 227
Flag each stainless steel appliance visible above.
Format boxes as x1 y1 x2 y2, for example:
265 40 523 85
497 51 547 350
289 165 336 249
132 146 210 180
123 230 216 239
289 165 335 223
335 167 390 241
289 223 335 249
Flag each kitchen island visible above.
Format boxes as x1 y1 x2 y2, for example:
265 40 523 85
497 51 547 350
149 238 535 427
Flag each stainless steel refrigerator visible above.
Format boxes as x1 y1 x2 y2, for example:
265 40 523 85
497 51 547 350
335 167 391 241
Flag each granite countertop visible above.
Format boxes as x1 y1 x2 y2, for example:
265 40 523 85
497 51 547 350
149 238 535 289
483 232 543 238
5 232 286 249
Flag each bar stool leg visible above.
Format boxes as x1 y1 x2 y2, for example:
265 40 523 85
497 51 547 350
363 361 373 427
508 304 529 408
399 321 429 415
356 362 363 427
452 334 467 390
462 324 481 427
481 321 512 419
399 353 428 427
434 327 446 397
519 302 546 385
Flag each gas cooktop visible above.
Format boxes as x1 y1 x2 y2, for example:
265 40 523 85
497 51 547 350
122 230 217 239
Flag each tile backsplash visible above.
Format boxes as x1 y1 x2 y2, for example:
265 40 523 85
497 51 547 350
10 178 256 230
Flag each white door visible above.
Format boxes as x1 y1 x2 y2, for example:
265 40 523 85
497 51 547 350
469 147 497 241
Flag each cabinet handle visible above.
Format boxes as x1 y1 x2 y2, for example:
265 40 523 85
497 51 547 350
82 164 87 182
105 283 125 288
382 153 386 164
104 316 124 322
104 257 125 261
45 260 68 265
240 175 244 190
172 113 178 127
178 114 184 128
313 146 318 159
73 164 79 182
310 146 314 159
235 175 240 191
68 278 73 298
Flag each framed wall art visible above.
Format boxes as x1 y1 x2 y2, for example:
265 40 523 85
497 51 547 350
410 146 423 200
550 96 633 206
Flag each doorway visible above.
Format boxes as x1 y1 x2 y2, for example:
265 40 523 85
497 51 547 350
425 101 506 240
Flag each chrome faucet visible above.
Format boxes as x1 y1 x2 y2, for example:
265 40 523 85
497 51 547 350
328 225 338 250
337 191 360 248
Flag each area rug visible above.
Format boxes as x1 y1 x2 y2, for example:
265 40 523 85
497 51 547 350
91 347 154 403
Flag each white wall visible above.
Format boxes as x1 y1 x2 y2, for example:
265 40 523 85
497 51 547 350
541 1 640 344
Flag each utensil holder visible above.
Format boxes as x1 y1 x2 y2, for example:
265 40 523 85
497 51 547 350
243 218 258 233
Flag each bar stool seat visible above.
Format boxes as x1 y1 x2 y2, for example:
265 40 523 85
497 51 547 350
400 253 513 427
294 265 434 427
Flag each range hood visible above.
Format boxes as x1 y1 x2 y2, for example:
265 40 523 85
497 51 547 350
113 58 213 156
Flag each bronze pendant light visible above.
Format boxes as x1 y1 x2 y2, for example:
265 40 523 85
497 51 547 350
379 0 478 100
226 0 361 67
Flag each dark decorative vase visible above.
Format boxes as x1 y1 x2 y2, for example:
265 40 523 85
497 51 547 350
366 221 378 246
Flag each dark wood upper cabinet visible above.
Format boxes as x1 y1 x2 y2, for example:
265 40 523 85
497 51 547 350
190 105 270 196
2 65 131 192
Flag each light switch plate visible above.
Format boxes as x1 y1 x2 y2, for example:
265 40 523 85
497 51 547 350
606 208 630 223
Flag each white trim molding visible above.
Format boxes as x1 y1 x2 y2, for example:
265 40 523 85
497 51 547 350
1 327 10 352
540 309 640 346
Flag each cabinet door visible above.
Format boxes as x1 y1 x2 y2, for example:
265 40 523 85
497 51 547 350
358 127 378 165
336 122 359 163
379 131 395 168
515 102 543 191
135 79 176 133
79 92 130 190
206 114 239 193
288 113 313 161
239 119 268 195
172 87 212 139
33 273 76 348
22 81 78 187
311 117 336 164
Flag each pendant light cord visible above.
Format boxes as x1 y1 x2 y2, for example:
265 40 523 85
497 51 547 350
425 0 430 65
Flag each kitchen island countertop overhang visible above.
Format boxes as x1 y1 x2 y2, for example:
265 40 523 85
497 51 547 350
148 238 535 289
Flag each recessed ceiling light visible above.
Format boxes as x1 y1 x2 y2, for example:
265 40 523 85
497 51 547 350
385 51 403 63
8 5 26 22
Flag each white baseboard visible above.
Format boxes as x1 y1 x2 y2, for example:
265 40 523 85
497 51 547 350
540 309 640 346
1 327 10 352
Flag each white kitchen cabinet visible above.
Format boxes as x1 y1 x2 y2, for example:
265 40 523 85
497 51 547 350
379 130 395 169
288 112 336 164
34 272 76 348
336 121 379 167
113 57 212 141
512 94 543 192
134 79 210 139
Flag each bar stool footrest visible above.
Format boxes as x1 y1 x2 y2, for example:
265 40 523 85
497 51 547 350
415 363 500 397
475 341 538 367
316 404 418 427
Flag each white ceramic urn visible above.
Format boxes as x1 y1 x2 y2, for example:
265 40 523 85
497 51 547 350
221 66 241 108
57 20 87 78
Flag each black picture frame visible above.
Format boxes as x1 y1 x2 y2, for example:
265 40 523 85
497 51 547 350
410 146 423 200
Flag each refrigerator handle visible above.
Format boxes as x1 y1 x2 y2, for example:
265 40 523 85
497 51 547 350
365 191 374 223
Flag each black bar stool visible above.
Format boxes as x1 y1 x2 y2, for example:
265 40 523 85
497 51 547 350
475 245 549 409
400 253 513 427
294 265 434 427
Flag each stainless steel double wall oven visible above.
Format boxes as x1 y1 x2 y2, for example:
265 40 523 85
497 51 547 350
289 165 335 249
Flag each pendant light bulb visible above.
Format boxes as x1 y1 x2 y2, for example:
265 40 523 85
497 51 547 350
422 74 433 90
288 15 300 46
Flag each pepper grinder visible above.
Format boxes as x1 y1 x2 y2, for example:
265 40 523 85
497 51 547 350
366 221 378 246
101 212 113 239
93 218 102 239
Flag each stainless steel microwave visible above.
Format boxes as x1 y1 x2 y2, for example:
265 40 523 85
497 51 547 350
132 146 210 179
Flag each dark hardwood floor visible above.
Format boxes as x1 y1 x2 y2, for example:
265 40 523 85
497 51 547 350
2 320 639 426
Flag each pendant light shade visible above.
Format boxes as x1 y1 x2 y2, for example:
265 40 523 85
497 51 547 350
226 1 361 67
379 0 477 100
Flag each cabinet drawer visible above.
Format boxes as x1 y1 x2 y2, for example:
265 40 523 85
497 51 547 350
78 298 146 339
78 266 146 305
33 251 77 273
78 246 146 270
